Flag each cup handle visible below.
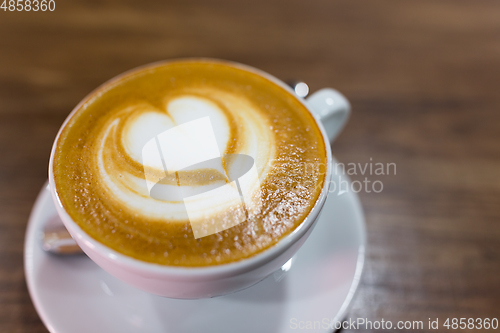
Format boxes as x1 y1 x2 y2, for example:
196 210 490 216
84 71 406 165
305 88 351 143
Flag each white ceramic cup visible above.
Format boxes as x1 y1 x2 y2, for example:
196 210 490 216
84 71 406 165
48 59 350 299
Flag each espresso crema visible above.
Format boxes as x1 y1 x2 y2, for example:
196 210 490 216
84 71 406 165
52 60 327 266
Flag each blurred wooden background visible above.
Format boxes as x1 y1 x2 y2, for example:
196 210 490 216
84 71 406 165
1 0 499 332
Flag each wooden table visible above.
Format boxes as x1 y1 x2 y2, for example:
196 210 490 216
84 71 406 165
1 1 499 331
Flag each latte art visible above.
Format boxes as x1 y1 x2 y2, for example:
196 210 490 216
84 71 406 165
98 91 270 238
53 60 327 266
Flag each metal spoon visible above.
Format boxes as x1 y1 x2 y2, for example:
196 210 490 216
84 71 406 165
287 81 310 98
42 216 83 255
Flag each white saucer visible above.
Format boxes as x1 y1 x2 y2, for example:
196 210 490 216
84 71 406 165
25 171 366 333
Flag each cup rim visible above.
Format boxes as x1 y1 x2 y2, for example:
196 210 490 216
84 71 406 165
48 58 333 279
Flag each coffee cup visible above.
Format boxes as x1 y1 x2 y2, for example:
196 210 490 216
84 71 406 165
48 59 350 299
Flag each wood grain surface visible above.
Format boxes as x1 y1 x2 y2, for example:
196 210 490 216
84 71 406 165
1 1 499 332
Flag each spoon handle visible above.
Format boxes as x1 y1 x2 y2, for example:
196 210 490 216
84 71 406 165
42 220 84 255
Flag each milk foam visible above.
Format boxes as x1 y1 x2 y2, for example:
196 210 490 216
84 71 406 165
96 91 274 226
53 60 328 266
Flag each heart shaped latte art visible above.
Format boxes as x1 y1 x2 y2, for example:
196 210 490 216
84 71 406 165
95 89 275 224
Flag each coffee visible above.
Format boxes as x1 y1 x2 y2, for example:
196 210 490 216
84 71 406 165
52 60 327 266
